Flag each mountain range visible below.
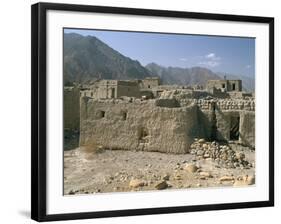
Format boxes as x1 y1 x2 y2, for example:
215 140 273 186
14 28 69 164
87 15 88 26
145 63 221 86
64 33 254 91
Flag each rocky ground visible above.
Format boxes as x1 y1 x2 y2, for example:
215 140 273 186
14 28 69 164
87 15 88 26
64 139 255 195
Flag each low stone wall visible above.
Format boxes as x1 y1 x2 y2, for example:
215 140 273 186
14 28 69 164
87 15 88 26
180 99 255 111
215 99 255 111
80 98 198 154
159 90 255 111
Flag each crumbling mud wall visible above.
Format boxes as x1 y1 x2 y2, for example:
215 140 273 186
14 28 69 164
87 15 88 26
200 108 255 148
65 78 256 152
207 80 242 92
79 96 255 153
79 98 198 154
156 93 255 148
239 111 255 148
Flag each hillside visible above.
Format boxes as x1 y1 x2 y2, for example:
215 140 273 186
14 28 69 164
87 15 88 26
64 33 152 83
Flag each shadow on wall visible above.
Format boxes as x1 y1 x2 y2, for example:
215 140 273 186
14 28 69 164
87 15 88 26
64 128 80 150
214 106 229 142
239 133 255 150
196 106 227 143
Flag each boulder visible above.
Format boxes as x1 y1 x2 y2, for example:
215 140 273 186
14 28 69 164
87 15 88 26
198 139 206 143
162 174 170 181
184 164 198 173
155 181 168 190
219 176 234 182
129 179 145 188
199 172 213 178
202 143 208 149
246 175 255 185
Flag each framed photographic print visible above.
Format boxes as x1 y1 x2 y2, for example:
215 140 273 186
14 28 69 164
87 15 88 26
31 2 274 222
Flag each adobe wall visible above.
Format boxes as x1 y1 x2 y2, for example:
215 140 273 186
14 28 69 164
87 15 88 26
79 98 198 154
64 86 80 130
207 80 228 91
214 110 254 147
198 103 255 148
96 80 117 99
239 111 255 148
141 77 160 89
177 98 255 148
207 80 242 92
78 88 255 152
116 82 140 98
81 80 140 99
228 80 242 91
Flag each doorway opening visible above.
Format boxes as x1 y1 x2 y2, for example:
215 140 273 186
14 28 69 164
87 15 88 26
139 127 149 143
230 116 240 140
111 88 115 98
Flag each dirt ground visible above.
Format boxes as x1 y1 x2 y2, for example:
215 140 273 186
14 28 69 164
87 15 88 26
64 145 255 195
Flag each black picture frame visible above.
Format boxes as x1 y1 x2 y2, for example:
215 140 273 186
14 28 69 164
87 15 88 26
31 2 274 222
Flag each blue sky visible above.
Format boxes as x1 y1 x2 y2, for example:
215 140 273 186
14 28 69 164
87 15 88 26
64 28 255 78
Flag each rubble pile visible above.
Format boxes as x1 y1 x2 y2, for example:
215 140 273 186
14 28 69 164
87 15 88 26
190 139 252 169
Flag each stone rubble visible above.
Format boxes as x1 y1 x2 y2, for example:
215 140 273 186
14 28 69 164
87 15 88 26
190 139 252 169
233 175 255 186
129 179 146 188
154 180 168 190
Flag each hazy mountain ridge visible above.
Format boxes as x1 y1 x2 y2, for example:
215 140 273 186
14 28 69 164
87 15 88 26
146 63 222 87
146 63 254 92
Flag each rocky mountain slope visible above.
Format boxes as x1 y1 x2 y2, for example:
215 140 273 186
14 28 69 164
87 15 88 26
64 33 152 83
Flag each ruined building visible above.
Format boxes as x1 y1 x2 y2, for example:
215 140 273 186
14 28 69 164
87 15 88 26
80 77 161 99
207 79 242 92
64 77 255 153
